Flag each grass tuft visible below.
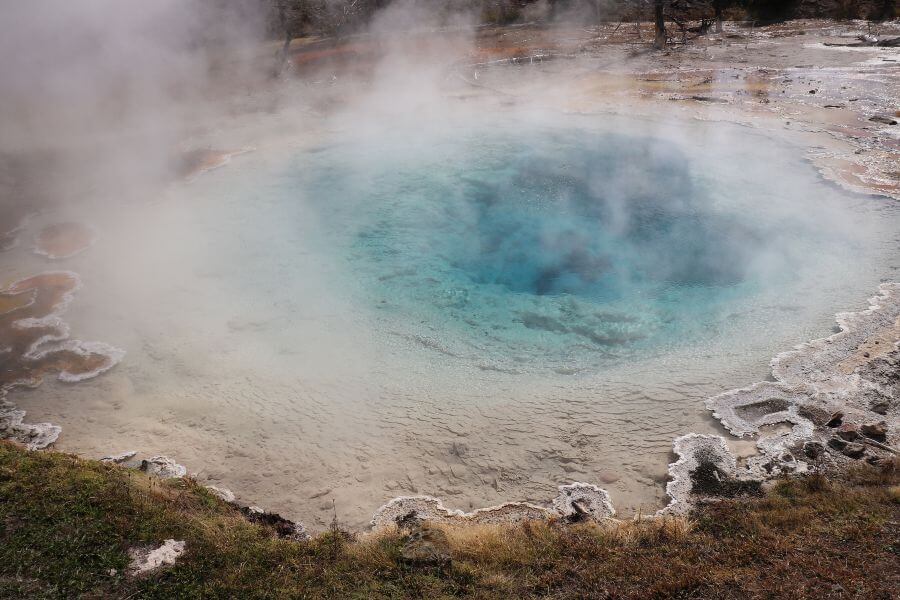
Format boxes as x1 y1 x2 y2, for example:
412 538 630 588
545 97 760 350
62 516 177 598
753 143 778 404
1 440 898 599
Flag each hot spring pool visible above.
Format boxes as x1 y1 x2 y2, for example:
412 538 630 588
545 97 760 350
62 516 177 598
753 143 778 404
23 112 900 528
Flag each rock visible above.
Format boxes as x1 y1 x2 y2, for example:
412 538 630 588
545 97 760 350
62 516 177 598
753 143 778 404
827 437 848 451
870 400 890 416
662 434 751 515
691 460 764 497
841 443 866 459
0 401 61 450
553 482 616 522
128 539 185 576
836 424 859 441
704 383 815 477
206 486 235 503
860 421 887 442
240 506 309 541
861 352 900 403
400 526 451 567
371 495 552 529
802 441 825 459
101 451 137 464
371 496 464 530
797 405 833 427
825 412 844 428
467 502 551 525
140 456 186 479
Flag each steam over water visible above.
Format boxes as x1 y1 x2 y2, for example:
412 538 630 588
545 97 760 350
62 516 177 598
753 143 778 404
296 114 897 372
18 112 900 528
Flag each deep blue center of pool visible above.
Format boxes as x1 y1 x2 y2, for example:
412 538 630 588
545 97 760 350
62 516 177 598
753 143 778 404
447 140 756 297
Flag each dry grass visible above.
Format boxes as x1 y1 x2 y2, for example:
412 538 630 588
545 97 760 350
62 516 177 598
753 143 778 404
1 440 898 599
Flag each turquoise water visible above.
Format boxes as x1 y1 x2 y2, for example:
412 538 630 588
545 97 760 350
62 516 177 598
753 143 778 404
288 118 890 372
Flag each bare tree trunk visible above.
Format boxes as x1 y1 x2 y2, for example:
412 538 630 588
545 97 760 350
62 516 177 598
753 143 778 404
273 0 292 78
654 0 666 49
714 0 723 33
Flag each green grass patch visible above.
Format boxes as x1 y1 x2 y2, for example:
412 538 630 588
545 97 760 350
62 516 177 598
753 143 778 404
1 441 898 599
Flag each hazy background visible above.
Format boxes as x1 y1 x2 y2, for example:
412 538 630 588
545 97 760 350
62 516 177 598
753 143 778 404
1 0 893 210
0 0 271 207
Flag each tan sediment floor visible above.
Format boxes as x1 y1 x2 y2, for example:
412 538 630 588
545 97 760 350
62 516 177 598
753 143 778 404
2 20 899 531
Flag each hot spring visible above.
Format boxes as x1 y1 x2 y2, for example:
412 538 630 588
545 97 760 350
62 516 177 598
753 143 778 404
19 111 900 529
